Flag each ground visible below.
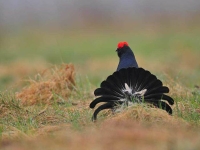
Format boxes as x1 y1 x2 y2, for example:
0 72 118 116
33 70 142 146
0 26 200 149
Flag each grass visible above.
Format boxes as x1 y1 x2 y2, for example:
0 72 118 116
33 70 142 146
0 74 93 136
0 26 200 149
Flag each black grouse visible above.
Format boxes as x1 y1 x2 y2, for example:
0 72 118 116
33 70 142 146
89 41 174 121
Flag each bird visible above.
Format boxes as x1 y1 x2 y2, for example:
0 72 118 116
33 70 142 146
89 41 174 121
116 41 138 71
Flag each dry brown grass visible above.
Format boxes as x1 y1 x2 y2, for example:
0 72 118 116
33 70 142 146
0 50 200 149
16 64 75 105
1 106 199 150
0 95 199 150
104 105 188 127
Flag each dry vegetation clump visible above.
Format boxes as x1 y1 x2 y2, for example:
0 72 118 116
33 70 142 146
16 64 75 105
102 105 188 128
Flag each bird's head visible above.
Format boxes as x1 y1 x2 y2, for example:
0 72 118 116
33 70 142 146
116 41 131 57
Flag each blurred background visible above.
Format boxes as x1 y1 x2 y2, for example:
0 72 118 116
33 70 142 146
0 0 200 91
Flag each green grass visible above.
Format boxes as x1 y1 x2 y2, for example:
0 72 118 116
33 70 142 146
1 29 200 89
0 76 93 136
1 29 200 63
0 28 200 149
0 73 199 137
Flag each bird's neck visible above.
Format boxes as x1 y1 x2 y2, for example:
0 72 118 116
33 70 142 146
120 51 136 60
118 50 138 69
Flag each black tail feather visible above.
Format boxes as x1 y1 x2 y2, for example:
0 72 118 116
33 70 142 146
100 81 123 96
137 70 152 91
106 75 123 90
145 80 163 91
90 96 120 108
113 71 126 88
145 94 174 105
135 68 150 90
90 67 174 121
92 102 114 121
144 86 169 95
94 88 123 97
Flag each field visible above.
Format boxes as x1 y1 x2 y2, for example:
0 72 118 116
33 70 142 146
0 26 200 149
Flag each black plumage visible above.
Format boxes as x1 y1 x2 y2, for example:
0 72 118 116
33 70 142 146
90 67 174 121
89 42 174 121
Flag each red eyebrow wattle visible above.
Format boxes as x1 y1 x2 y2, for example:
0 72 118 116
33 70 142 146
117 41 129 48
